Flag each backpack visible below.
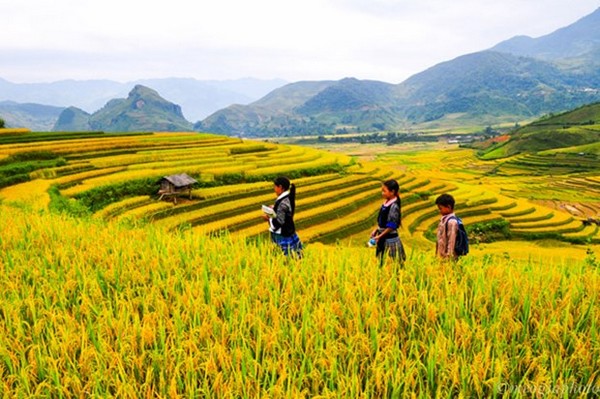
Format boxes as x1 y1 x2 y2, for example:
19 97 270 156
445 216 469 256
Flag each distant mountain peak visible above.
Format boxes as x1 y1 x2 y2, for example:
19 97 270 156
53 107 91 131
129 84 159 98
54 85 193 132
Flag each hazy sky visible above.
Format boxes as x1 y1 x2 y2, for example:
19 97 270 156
1 0 598 84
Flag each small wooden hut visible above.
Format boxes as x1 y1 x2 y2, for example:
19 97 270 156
158 173 197 204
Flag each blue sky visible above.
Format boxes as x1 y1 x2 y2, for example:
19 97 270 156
1 0 598 83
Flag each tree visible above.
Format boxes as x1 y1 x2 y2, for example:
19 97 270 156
0 118 4 128
387 132 399 145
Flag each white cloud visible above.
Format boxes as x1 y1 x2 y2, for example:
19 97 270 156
1 0 598 83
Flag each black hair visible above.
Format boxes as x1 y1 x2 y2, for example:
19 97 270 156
383 179 402 226
274 176 296 213
435 193 455 209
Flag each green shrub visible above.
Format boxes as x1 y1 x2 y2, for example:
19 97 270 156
215 173 245 185
74 178 161 212
48 186 90 217
0 173 31 189
8 151 60 162
229 145 268 154
0 153 67 187
468 219 511 243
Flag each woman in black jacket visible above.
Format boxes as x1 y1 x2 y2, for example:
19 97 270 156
262 176 303 257
370 179 406 265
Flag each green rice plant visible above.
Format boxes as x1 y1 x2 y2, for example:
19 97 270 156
402 179 431 192
115 201 174 222
500 206 536 218
563 224 599 239
52 167 128 187
93 196 154 220
31 161 96 179
71 178 160 212
489 201 517 211
510 216 575 230
509 212 555 224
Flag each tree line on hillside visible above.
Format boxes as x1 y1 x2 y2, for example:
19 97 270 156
295 128 502 145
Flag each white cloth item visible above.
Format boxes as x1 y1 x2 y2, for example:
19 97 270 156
383 197 397 207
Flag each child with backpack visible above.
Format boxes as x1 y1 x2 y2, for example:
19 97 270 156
435 193 469 259
261 176 303 258
370 179 406 265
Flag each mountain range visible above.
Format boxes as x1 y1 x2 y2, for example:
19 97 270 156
0 101 64 131
2 7 600 134
0 77 286 127
490 8 600 71
199 7 600 136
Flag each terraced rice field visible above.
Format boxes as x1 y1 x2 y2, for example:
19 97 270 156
313 143 600 251
0 131 598 254
0 131 422 246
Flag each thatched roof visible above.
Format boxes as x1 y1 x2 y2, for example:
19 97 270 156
161 173 197 188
